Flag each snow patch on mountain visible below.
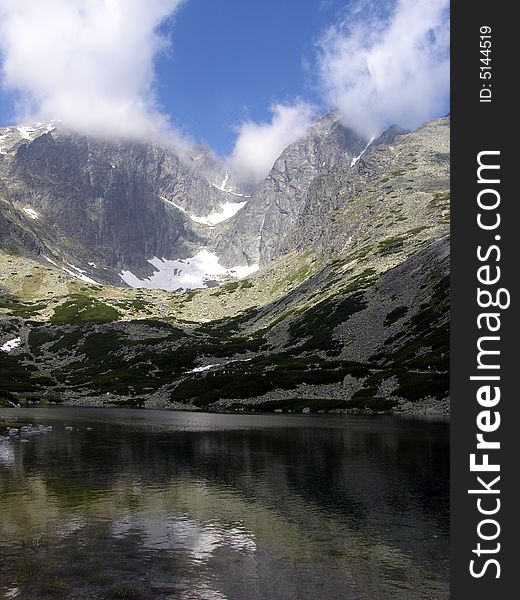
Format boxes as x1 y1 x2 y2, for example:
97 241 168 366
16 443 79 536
42 257 98 284
120 249 258 291
43 255 58 266
17 123 55 141
23 207 39 220
61 262 98 284
159 196 189 214
188 364 219 373
190 201 247 226
1 338 21 353
350 137 375 167
61 267 97 284
0 122 55 154
160 195 247 226
211 172 251 198
0 133 9 154
187 357 253 374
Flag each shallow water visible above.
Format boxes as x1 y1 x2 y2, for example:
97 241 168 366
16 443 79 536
0 407 449 599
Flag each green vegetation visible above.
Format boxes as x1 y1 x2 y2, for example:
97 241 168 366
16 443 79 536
395 370 449 401
0 353 40 396
80 331 126 359
170 355 370 407
51 294 120 324
287 292 368 353
229 395 394 413
378 235 406 255
177 289 198 303
211 281 240 296
429 191 450 209
388 274 449 373
29 329 57 350
113 298 154 312
50 329 86 352
283 264 313 286
406 226 430 236
0 298 46 318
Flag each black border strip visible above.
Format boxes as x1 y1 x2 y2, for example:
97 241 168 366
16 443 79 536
451 1 517 597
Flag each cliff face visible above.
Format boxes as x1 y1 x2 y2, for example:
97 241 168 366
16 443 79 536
215 113 369 266
289 118 449 257
0 116 371 278
0 124 249 284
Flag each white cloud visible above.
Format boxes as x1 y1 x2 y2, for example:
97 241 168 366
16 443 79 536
317 0 449 139
228 102 316 184
0 0 185 140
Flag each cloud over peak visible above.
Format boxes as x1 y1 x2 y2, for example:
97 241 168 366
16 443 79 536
0 0 450 183
0 0 184 140
228 102 316 184
317 0 450 139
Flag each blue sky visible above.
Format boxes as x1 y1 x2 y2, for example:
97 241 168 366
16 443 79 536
153 0 346 154
0 0 449 178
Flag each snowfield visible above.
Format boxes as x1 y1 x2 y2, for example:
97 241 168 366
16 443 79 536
0 122 55 154
190 201 247 226
210 172 251 198
120 249 259 291
1 338 21 353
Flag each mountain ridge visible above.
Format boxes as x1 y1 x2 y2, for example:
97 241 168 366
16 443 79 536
0 112 380 285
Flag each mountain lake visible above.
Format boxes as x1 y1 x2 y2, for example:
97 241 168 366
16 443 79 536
0 406 449 599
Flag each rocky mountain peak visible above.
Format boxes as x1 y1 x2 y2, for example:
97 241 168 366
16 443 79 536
0 114 445 297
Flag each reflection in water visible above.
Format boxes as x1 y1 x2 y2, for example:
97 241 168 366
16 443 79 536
0 407 449 599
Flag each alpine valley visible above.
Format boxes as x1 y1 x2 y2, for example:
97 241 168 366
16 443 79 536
0 114 450 414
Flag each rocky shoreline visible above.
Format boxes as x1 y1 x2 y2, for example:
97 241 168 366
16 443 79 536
0 419 53 443
42 394 449 417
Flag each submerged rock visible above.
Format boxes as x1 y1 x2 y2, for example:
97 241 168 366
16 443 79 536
20 424 53 436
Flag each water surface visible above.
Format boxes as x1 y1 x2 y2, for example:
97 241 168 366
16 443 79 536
0 407 449 599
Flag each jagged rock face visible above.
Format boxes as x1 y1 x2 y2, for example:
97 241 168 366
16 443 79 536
215 113 369 266
215 117 407 267
289 117 449 257
15 134 196 265
0 115 408 283
0 124 246 283
0 115 442 291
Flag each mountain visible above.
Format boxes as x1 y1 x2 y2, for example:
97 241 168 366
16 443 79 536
0 123 252 288
0 114 389 287
0 114 450 414
215 114 406 266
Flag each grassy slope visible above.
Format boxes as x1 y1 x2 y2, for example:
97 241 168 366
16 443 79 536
0 235 448 412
